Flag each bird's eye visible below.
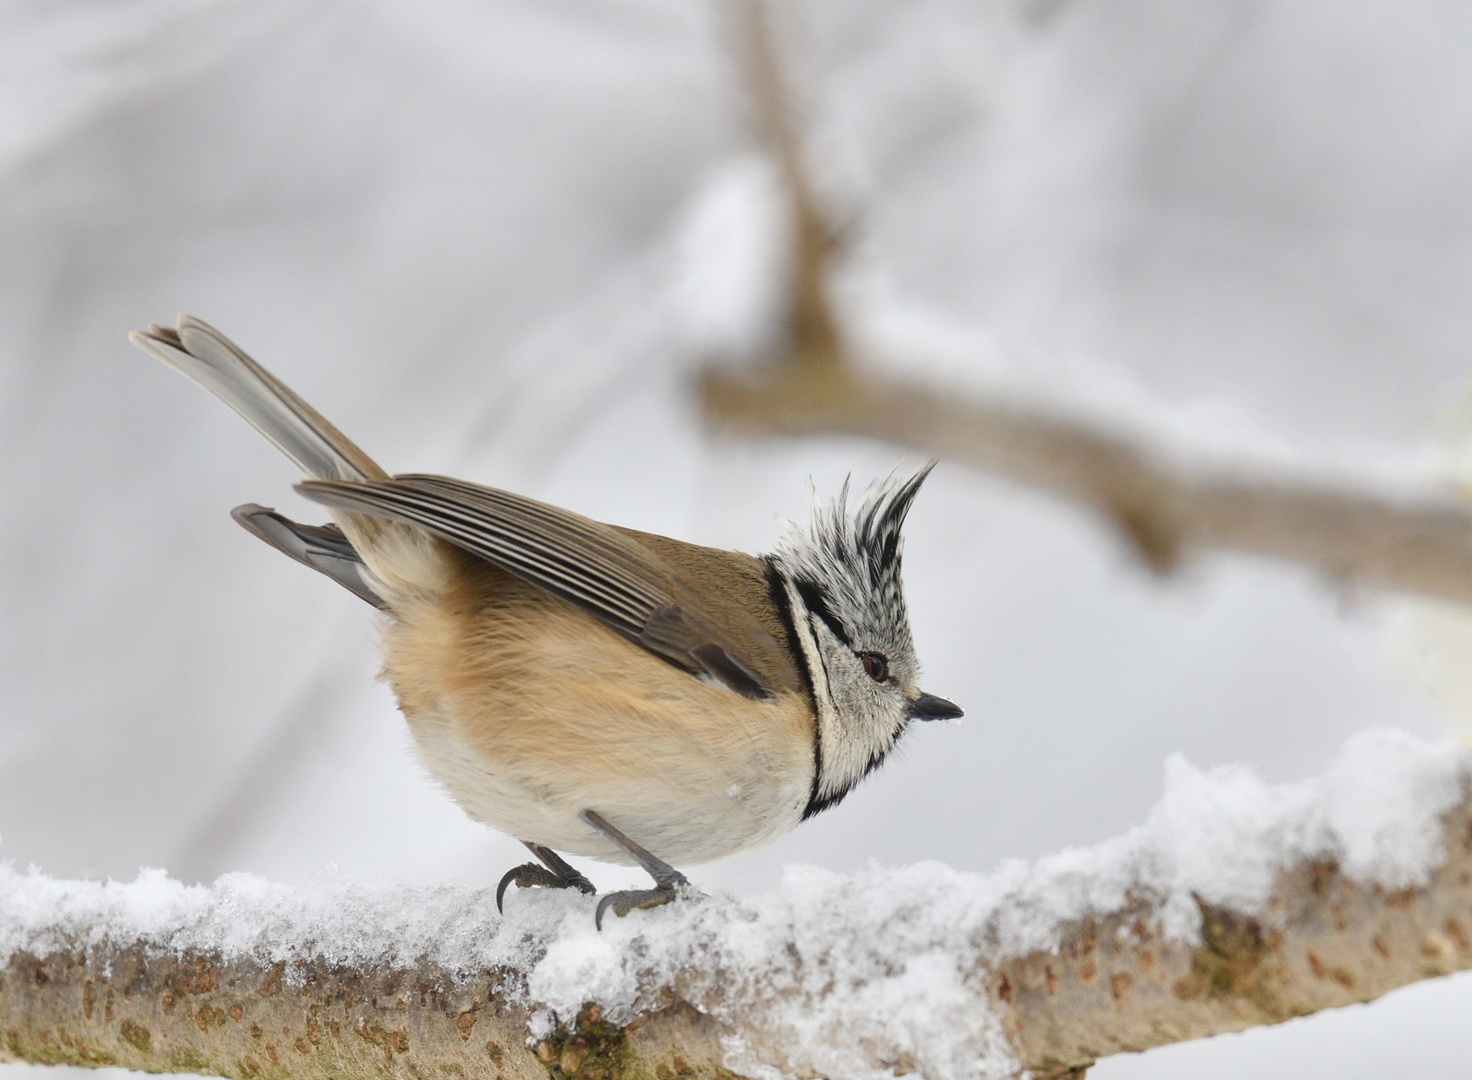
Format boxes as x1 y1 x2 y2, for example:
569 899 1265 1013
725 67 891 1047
861 653 889 682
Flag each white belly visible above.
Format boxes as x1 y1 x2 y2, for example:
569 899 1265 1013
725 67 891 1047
409 710 811 867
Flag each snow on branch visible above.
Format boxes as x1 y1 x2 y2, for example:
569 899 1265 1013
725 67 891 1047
3 731 1471 1080
704 0 1472 601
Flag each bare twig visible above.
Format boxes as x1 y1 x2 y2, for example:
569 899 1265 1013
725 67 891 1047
707 0 1472 598
730 0 844 373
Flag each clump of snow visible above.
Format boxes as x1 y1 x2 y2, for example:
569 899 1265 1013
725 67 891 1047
2 729 1467 1080
1135 728 1468 934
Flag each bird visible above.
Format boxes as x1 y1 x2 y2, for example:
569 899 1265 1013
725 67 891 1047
130 315 963 927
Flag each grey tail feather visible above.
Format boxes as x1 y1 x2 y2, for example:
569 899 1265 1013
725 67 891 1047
231 504 386 608
129 315 386 483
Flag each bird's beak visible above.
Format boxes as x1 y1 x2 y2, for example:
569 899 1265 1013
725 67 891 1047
908 691 964 721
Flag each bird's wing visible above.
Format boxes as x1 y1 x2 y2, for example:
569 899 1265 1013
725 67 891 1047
297 473 771 698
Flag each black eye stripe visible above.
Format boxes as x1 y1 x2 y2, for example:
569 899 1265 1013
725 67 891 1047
795 578 852 647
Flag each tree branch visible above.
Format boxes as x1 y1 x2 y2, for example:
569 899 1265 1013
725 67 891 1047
729 0 845 374
4 734 1470 1080
706 0 1472 599
701 360 1472 596
998 800 1472 1077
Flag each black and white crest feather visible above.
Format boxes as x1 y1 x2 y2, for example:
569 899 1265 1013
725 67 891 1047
771 461 934 651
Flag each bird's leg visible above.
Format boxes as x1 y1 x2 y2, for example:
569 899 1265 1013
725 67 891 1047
496 841 596 913
580 809 692 930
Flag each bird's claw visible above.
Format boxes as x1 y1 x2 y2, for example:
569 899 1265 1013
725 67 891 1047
496 861 595 913
594 881 690 930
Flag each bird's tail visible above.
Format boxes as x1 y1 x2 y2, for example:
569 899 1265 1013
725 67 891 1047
130 316 386 483
130 315 446 603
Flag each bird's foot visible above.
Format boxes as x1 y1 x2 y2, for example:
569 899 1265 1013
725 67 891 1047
578 809 696 930
594 877 691 930
496 844 597 913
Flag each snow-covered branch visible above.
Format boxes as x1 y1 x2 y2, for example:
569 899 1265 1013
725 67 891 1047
4 732 1470 1080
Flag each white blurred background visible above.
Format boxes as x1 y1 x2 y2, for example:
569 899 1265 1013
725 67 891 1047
3 0 1472 1076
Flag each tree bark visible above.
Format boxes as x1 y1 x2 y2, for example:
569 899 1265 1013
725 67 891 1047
0 947 728 1080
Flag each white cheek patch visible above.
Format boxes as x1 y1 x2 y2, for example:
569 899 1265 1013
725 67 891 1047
783 576 902 803
784 578 841 790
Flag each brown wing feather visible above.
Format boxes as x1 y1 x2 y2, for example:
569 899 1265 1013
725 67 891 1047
297 474 796 698
616 526 804 696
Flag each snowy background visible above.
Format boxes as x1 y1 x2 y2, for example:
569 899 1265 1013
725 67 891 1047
2 0 1472 1077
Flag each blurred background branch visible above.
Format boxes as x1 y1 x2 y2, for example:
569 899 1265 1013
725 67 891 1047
703 0 1472 598
726 0 845 375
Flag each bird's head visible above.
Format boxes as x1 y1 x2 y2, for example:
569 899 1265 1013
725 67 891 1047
769 462 962 818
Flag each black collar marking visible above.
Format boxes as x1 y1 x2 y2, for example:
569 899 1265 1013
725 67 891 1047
764 560 826 820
